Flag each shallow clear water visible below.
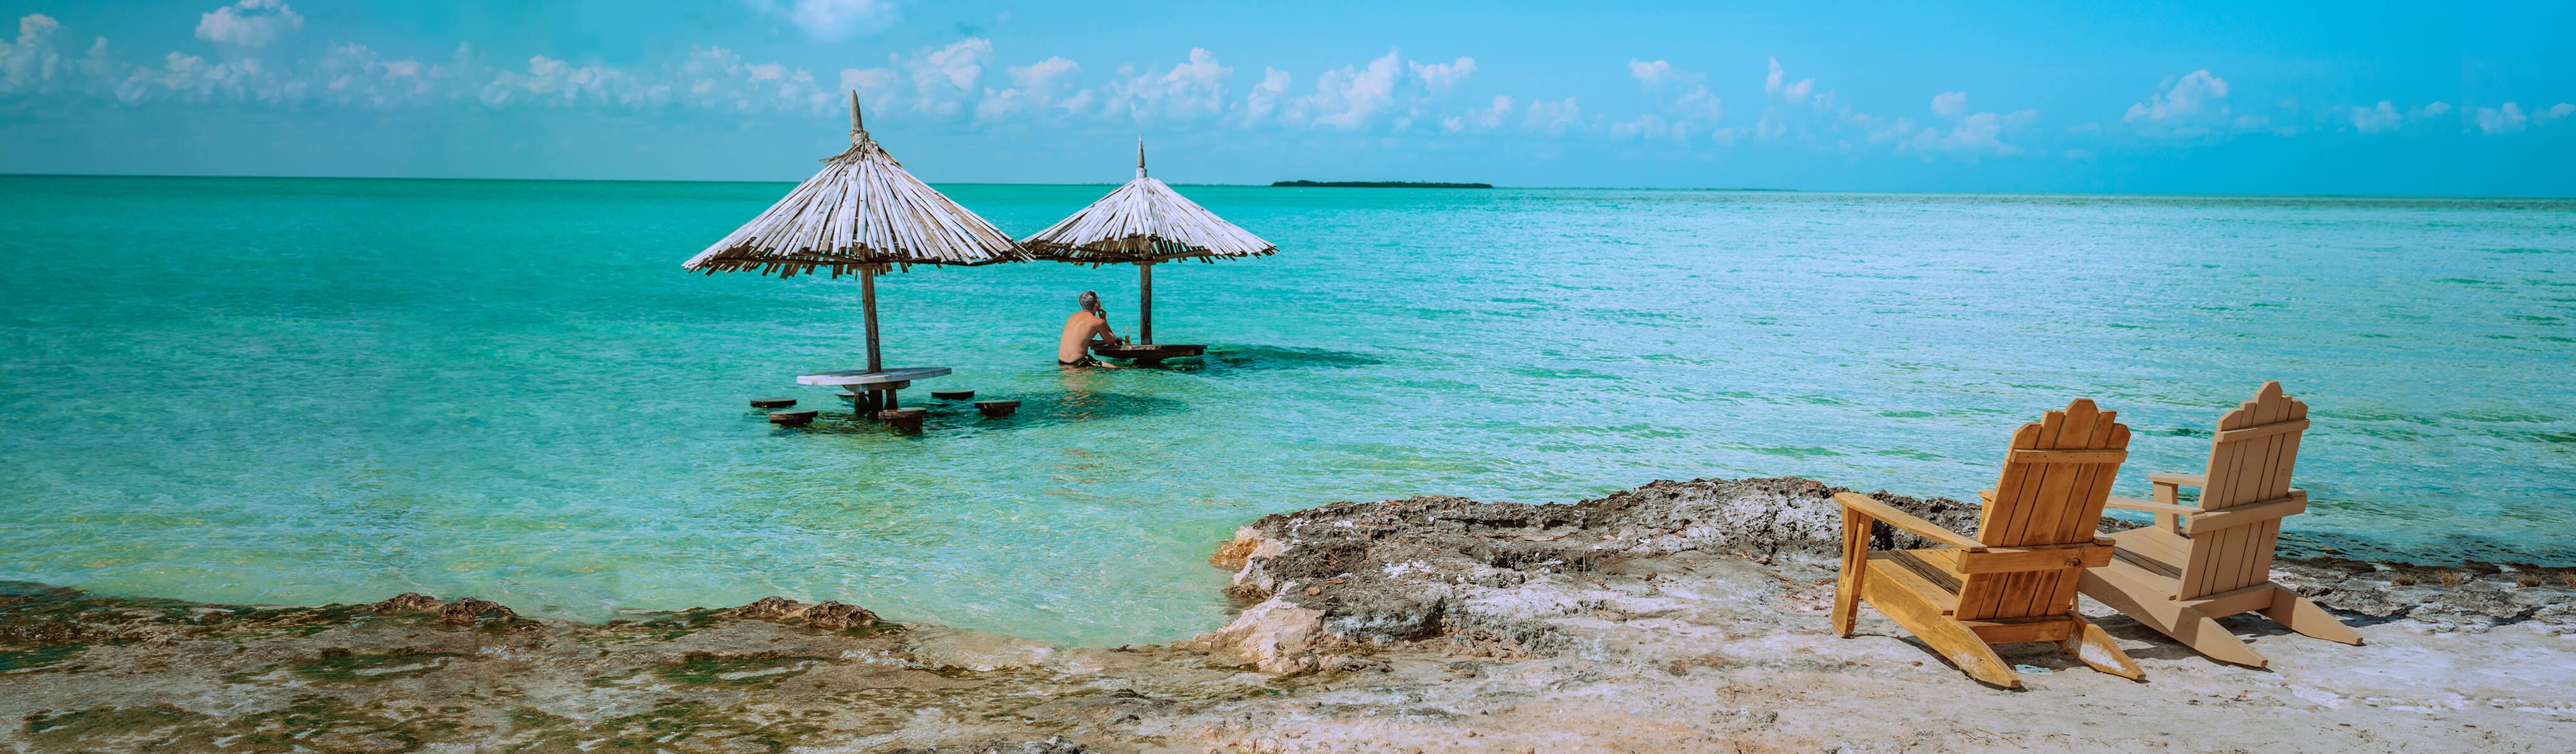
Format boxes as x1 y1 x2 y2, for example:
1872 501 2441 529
1 176 2570 645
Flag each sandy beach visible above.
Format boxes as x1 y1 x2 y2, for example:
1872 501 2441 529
7 478 2567 753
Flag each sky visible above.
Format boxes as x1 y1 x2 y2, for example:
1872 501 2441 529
1 1 2572 195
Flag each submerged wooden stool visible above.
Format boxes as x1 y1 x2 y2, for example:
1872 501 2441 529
879 407 927 434
974 400 1020 418
931 390 975 400
767 410 818 427
751 397 797 408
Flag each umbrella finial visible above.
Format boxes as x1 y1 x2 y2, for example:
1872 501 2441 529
1136 136 1147 180
849 90 868 144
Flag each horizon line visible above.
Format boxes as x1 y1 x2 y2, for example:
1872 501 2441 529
3 171 2570 202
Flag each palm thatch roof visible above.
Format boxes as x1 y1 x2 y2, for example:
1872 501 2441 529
1020 140 1277 265
683 92 1026 278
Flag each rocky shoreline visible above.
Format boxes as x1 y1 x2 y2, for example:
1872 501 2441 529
6 477 2572 752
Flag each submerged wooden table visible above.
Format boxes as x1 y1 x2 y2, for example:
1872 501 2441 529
797 367 950 414
1090 344 1205 364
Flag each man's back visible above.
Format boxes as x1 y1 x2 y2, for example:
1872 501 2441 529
1059 310 1109 363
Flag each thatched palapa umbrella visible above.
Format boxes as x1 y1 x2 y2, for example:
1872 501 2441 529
1021 139 1275 355
685 92 1026 384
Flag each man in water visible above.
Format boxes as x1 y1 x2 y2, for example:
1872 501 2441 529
1058 290 1126 367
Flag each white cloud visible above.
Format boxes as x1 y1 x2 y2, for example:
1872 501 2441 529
195 0 303 48
1903 109 2039 156
1409 56 1474 92
3 14 66 94
1296 48 1402 129
1764 58 1812 102
2480 101 2576 134
976 55 1081 122
2123 70 2227 126
1629 59 1675 87
1524 96 1580 133
899 37 989 116
748 0 900 42
1237 67 1289 126
1932 90 1968 118
2350 100 2450 134
839 66 896 99
313 42 439 107
2477 102 2529 134
1102 48 1233 122
1441 94 1511 133
1619 59 1724 142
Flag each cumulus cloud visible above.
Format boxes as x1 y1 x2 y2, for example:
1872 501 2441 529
195 0 303 48
1524 96 1580 133
1617 59 1724 142
1409 56 1474 92
901 37 989 116
2474 101 2575 135
2350 100 2450 133
1441 94 1512 133
2120 70 2239 138
1102 48 1232 122
976 55 1082 122
1294 49 1401 129
1764 58 1812 102
3 14 67 94
1907 102 2037 156
748 0 900 41
1236 67 1289 126
1931 90 1968 118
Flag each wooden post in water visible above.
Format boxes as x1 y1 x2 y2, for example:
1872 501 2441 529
861 268 883 373
1138 261 1154 345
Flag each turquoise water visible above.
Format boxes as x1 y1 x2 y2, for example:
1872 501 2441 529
1 175 2571 646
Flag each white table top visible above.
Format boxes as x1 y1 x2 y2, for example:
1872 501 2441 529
795 367 951 386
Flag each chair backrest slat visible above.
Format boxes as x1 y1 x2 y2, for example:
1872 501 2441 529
1955 399 2131 620
2177 381 2308 599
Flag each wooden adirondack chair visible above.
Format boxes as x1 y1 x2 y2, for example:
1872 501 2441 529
2078 381 2361 667
1832 398 2145 689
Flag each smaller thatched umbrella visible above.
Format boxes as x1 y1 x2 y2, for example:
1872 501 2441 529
685 92 1026 378
1021 139 1275 351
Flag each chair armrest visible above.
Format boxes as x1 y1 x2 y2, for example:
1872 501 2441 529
2146 472 2205 488
2105 496 2199 515
2184 491 2308 532
1835 493 1985 552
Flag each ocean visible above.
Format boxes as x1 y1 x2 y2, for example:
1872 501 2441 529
1 175 2570 646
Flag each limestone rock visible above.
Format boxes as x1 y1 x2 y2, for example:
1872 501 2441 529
720 596 881 630
438 598 515 626
367 593 443 613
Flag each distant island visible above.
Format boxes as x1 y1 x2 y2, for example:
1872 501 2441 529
1270 180 1494 188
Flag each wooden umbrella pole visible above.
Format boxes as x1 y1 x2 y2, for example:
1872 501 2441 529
861 268 883 373
1138 261 1154 345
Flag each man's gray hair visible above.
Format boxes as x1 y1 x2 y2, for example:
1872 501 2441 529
1078 290 1101 313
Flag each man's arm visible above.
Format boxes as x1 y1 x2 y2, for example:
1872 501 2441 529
1089 315 1123 345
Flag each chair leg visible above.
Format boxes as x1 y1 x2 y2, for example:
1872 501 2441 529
1862 571 2020 688
2061 614 2144 680
1832 511 1870 638
2081 571 2267 667
2261 585 2364 647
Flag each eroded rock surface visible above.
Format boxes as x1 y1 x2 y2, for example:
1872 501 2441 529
6 477 2570 753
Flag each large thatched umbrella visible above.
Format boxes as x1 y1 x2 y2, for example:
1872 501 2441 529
1020 139 1274 352
685 92 1027 377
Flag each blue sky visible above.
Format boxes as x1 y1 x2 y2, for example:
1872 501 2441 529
1 1 2571 195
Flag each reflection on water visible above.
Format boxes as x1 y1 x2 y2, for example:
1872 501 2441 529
3 177 2573 648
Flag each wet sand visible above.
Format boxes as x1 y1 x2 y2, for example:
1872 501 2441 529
4 478 2570 753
